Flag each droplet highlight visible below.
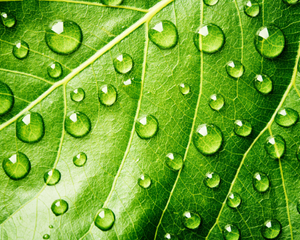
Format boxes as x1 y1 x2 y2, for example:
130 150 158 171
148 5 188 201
47 62 63 79
182 211 201 230
136 115 158 139
0 81 14 115
44 169 61 186
73 152 87 167
2 152 31 180
164 233 178 240
1 12 16 28
223 224 240 240
123 78 141 99
275 108 299 127
234 120 252 137
244 1 260 17
113 53 133 74
261 219 281 239
253 172 270 193
178 83 190 95
165 153 183 171
209 94 224 111
138 174 151 189
51 199 68 216
99 84 117 106
227 192 242 208
226 61 244 79
70 88 85 102
94 208 115 231
264 135 285 159
13 40 29 59
65 112 91 138
254 74 273 95
204 172 220 188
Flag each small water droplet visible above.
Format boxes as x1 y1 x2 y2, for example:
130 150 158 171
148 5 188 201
226 61 244 79
234 120 252 137
44 169 61 186
1 12 16 28
149 20 178 49
222 224 240 240
261 219 281 239
73 152 87 167
244 1 260 17
193 124 223 155
99 84 117 106
165 153 183 171
264 135 285 159
164 233 178 240
13 40 29 59
70 88 85 102
194 24 225 53
0 81 14 115
178 83 190 95
135 115 158 139
49 225 53 229
43 234 50 239
138 174 151 189
227 192 242 208
283 0 299 4
182 211 201 230
209 94 224 111
275 108 299 127
65 112 91 138
94 208 115 231
2 152 31 180
255 26 285 59
123 78 141 99
16 112 45 143
254 74 273 95
45 20 82 55
204 0 218 6
204 172 220 188
47 62 63 79
51 199 68 216
253 172 270 192
113 53 133 74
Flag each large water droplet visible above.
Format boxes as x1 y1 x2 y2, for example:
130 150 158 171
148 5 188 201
182 211 201 230
94 208 115 231
2 152 31 180
45 20 82 55
73 152 87 167
0 81 14 115
223 224 240 240
283 0 299 4
51 199 68 216
70 88 85 102
1 12 16 28
261 219 281 239
99 84 117 106
178 83 190 95
16 112 45 143
275 108 299 127
264 135 285 159
113 53 133 74
226 61 244 79
244 1 260 17
47 62 63 79
194 24 225 53
65 112 91 138
254 74 273 95
138 174 151 189
204 172 220 188
149 21 178 49
164 233 178 240
43 234 50 239
204 0 218 6
123 78 141 99
44 169 61 186
165 153 183 171
209 94 224 111
255 26 285 59
13 40 29 59
193 124 223 155
234 120 252 137
253 172 270 192
227 192 242 208
135 115 158 139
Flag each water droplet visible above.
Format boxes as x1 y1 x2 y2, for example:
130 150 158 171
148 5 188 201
204 0 218 6
149 21 178 49
0 81 14 115
222 224 240 240
283 0 299 4
261 219 281 239
13 40 29 59
253 172 270 193
165 153 183 171
182 211 201 230
43 234 50 239
99 84 117 106
113 53 133 74
49 225 53 229
254 74 273 95
94 208 115 231
264 135 285 159
226 61 244 79
16 112 45 143
73 152 87 167
194 24 225 53
65 112 91 138
135 115 158 139
2 152 31 180
45 20 82 55
70 88 85 102
138 174 151 189
244 1 260 17
44 169 61 186
193 124 223 155
234 120 252 137
51 199 68 216
164 233 178 240
178 83 190 95
47 62 63 79
1 12 16 28
255 26 285 59
209 94 224 111
275 108 299 127
123 78 141 99
204 172 221 188
227 192 242 208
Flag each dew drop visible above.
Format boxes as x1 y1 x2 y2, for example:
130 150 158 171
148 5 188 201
204 0 218 6
2 152 31 180
73 152 87 167
94 208 115 231
0 81 14 115
222 224 240 240
182 211 201 230
194 24 225 53
253 172 270 193
234 120 252 137
45 20 82 55
44 169 61 186
261 219 281 239
43 234 50 239
255 26 285 59
275 108 299 127
149 20 178 49
264 135 285 159
13 40 29 59
164 233 178 240
99 84 117 106
209 94 224 111
70 88 85 102
113 53 133 74
178 83 190 95
49 225 53 229
123 78 141 99
165 153 183 171
204 172 220 188
16 112 45 143
254 74 273 95
226 61 244 79
296 146 300 161
138 174 151 189
1 12 16 28
283 0 299 4
65 112 91 138
227 192 242 208
51 199 68 216
193 124 223 155
135 115 158 139
244 1 260 17
47 62 63 79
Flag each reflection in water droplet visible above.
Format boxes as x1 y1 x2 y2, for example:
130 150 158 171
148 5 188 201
45 20 82 55
283 0 299 4
227 192 242 208
73 152 87 167
275 108 299 127
244 1 260 17
226 61 244 79
47 62 63 79
182 211 201 229
204 172 220 188
51 199 69 216
70 88 85 102
193 124 223 155
43 234 50 239
94 208 115 231
16 112 45 143
123 78 141 99
178 83 190 95
164 233 178 240
194 24 225 53
13 40 29 59
255 26 285 59
149 20 178 49
113 53 133 74
44 169 61 186
99 84 117 106
234 120 252 137
254 74 273 95
209 94 224 111
138 174 151 189
136 115 158 139
204 0 218 6
264 135 285 159
261 219 281 239
0 81 14 115
253 172 270 192
1 12 16 28
165 153 183 171
2 152 31 180
65 112 91 138
222 224 240 240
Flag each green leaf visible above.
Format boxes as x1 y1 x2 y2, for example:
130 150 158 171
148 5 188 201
0 0 300 239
